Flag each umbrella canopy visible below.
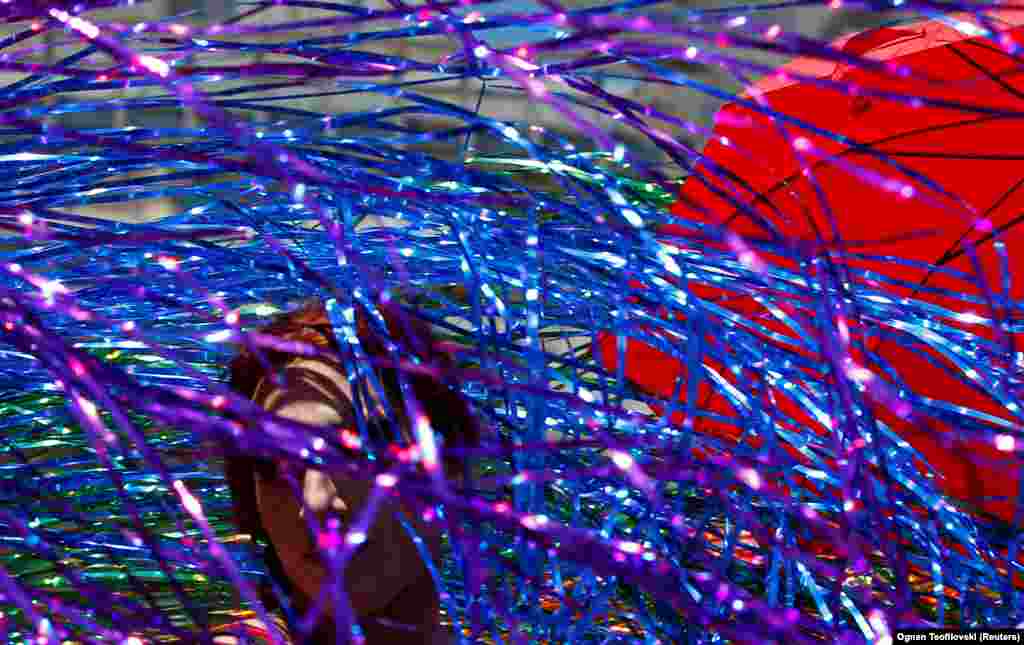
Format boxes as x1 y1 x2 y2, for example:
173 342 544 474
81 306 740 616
599 11 1024 522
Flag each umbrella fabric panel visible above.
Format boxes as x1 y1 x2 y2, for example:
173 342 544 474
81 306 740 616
599 17 1024 523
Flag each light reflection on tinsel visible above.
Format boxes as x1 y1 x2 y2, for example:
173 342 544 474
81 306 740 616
0 0 1020 643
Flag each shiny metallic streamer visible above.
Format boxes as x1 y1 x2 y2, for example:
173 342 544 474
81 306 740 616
0 1 1020 643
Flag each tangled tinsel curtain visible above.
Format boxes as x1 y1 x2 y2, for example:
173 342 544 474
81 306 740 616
0 1 1022 643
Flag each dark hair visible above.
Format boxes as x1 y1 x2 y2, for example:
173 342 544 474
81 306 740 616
222 299 479 614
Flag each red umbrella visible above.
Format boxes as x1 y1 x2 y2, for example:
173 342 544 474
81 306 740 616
598 11 1024 522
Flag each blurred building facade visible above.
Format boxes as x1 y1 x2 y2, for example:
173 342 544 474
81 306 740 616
56 0 885 154
1 0 901 222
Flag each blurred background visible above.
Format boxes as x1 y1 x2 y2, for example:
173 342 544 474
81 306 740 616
0 0 901 223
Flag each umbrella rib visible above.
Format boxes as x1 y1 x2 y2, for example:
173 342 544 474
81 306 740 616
886 41 1024 292
958 37 1024 71
721 114 1017 237
947 43 1024 103
915 175 1024 295
703 48 1024 292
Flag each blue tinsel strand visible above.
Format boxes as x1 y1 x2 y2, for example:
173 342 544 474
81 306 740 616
0 1 1020 644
